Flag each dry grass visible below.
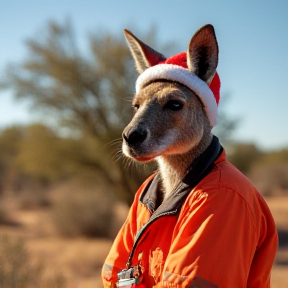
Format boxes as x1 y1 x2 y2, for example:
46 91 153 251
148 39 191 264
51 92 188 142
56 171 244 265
0 190 128 288
26 238 113 288
266 196 288 288
0 234 66 288
0 194 287 288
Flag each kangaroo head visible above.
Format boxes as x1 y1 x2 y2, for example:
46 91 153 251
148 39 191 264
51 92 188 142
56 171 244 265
122 80 210 161
122 25 220 194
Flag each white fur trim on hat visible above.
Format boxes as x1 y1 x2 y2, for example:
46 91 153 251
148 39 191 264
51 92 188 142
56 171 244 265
136 64 218 127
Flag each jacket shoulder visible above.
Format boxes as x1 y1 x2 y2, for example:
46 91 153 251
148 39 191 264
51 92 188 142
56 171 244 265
200 154 257 197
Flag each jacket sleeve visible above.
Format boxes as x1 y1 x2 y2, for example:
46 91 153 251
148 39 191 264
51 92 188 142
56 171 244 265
155 185 259 288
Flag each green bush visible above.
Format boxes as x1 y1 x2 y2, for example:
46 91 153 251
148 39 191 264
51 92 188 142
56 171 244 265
227 143 263 175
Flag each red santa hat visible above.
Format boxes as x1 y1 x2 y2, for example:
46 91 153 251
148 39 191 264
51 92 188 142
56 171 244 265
135 52 221 127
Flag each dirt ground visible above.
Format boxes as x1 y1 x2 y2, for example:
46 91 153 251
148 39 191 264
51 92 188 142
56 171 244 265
266 197 288 287
0 196 287 288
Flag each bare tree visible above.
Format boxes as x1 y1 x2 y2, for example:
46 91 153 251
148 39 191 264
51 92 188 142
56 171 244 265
0 21 157 204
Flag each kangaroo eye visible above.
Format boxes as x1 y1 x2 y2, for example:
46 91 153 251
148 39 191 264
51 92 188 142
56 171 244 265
133 103 140 111
165 100 183 111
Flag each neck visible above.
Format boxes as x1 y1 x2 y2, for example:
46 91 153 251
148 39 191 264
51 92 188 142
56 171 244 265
157 133 213 199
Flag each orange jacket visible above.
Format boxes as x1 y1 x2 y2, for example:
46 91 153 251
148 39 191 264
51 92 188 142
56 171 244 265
102 139 278 288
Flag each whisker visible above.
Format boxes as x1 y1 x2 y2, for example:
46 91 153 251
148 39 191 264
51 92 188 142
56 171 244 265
112 150 124 164
123 156 134 170
102 138 123 150
123 97 133 103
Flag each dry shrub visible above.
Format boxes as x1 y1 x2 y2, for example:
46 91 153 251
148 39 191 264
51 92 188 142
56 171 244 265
51 180 117 238
3 175 52 210
17 189 51 210
0 206 8 224
249 163 288 196
0 234 65 288
0 200 15 226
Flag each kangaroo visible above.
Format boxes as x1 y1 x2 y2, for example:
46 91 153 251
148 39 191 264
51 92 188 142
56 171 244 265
102 24 278 288
122 25 218 200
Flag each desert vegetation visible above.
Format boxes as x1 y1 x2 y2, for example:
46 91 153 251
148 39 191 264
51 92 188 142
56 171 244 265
0 20 287 287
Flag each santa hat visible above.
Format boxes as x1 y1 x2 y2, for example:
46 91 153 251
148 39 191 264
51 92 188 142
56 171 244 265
135 52 221 127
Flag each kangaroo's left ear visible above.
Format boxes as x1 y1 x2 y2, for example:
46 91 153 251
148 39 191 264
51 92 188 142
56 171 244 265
187 24 219 84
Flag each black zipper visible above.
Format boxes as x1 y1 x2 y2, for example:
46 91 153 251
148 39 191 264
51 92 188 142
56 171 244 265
126 179 187 268
125 136 223 268
126 209 178 268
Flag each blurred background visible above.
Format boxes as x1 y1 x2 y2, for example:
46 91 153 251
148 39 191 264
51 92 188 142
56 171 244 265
0 1 287 287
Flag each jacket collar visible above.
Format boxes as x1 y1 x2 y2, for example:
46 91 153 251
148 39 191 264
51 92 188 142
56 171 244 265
140 136 223 217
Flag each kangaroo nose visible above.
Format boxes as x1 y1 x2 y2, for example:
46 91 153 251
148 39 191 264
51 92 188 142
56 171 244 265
123 128 148 146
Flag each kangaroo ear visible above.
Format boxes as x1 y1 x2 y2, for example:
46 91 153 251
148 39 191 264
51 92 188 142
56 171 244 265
187 24 218 84
124 29 166 74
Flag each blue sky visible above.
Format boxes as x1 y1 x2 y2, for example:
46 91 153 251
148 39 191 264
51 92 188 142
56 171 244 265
0 0 287 150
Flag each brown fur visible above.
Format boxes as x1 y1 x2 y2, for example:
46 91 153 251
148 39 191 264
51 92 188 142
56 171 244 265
122 25 218 200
